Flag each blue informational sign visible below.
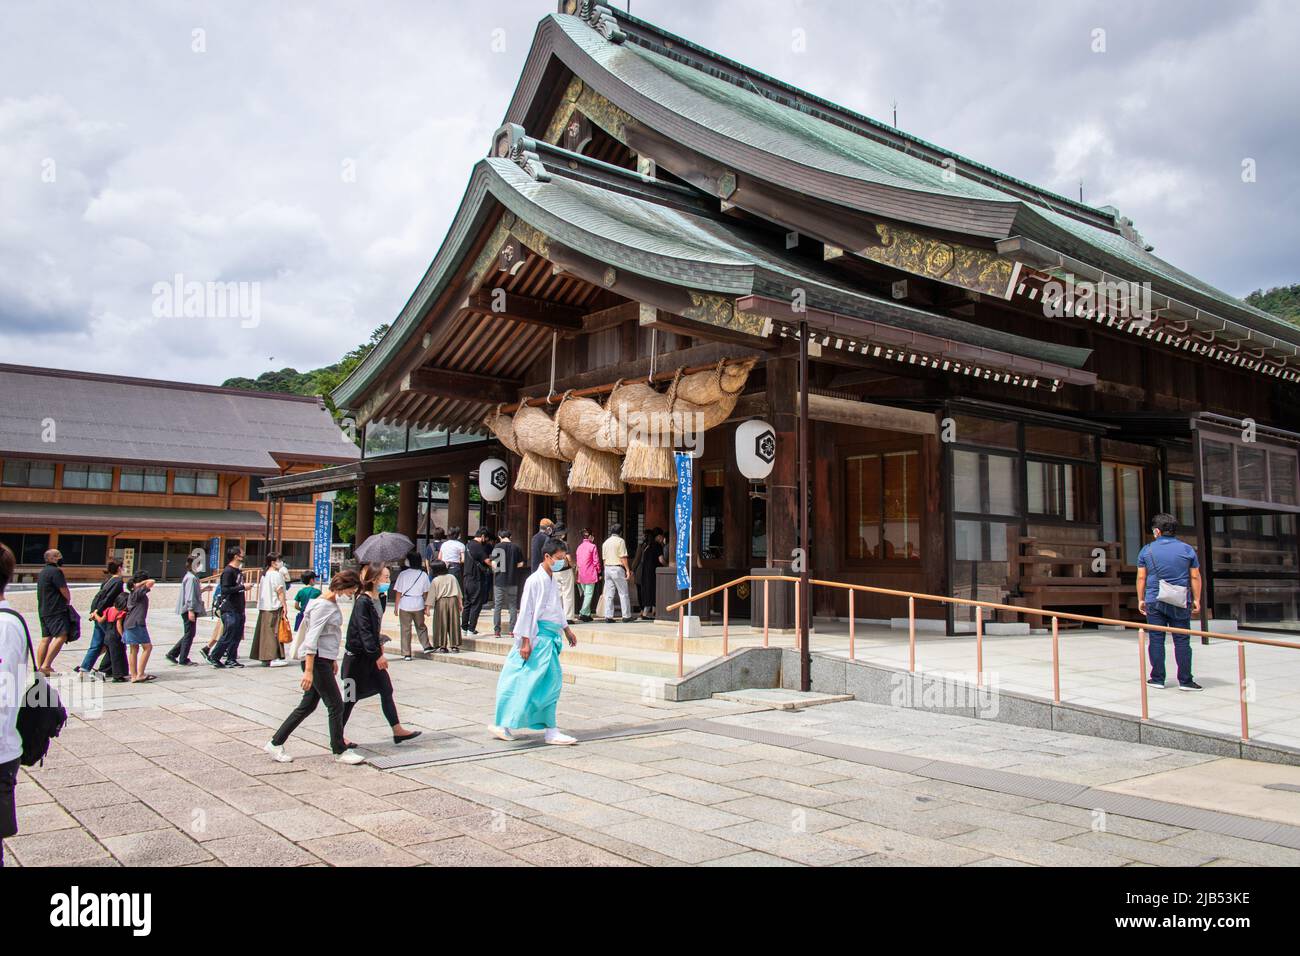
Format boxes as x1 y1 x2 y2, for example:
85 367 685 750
674 452 693 591
207 537 220 575
313 500 334 581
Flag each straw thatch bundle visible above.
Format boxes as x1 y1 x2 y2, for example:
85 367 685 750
515 453 566 496
568 446 625 494
482 408 520 455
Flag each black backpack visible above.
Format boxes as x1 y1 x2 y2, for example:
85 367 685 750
89 576 121 615
0 608 68 767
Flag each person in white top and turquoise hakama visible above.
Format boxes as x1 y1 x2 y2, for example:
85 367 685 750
490 537 579 745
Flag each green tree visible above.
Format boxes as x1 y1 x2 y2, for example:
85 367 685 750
223 324 393 545
1246 285 1300 327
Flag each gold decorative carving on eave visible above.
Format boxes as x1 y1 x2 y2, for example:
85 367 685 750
467 218 516 289
685 291 767 338
865 223 1016 299
571 86 634 146
508 220 553 261
542 78 585 145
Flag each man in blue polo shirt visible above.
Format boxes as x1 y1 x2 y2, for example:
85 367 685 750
1135 512 1203 691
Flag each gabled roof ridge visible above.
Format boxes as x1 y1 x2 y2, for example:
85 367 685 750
564 7 1120 233
0 362 328 405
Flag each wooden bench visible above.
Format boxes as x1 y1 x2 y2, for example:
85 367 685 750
1012 537 1130 625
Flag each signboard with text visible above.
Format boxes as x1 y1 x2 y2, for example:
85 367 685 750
312 500 334 581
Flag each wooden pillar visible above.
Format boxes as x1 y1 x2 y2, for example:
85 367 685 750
398 479 418 541
725 433 751 573
448 471 469 536
505 456 530 536
813 420 836 617
921 432 947 599
355 482 375 545
766 356 798 571
567 492 603 541
645 486 671 549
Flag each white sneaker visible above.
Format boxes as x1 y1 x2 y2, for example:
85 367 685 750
335 750 365 765
544 728 577 746
489 725 515 741
264 741 293 763
269 659 291 668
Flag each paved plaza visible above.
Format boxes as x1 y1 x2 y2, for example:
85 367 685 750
6 588 1300 867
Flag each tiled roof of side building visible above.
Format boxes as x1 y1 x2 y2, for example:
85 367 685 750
0 364 359 472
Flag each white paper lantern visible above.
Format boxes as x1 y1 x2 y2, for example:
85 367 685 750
479 458 509 502
735 419 776 480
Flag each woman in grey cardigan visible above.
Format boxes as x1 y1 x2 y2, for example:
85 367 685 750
264 569 365 765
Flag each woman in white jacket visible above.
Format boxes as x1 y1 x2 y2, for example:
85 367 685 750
264 569 364 765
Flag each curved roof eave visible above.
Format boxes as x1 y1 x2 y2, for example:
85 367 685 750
503 14 1026 240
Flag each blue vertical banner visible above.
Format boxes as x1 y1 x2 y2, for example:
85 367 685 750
313 500 334 581
674 452 693 591
207 537 220 574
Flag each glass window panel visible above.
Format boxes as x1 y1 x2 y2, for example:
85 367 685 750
952 450 981 513
1120 467 1142 564
846 454 882 560
1270 450 1298 506
882 451 920 560
174 470 196 494
196 471 218 495
1236 446 1267 502
408 428 448 452
1025 426 1092 459
1101 466 1117 543
1201 439 1234 497
1168 478 1196 530
2 460 54 488
986 454 1017 516
363 421 407 458
951 416 1017 449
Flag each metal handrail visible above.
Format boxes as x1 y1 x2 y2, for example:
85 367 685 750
665 573 1300 741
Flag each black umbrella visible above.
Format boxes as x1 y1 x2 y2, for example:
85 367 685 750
354 532 415 564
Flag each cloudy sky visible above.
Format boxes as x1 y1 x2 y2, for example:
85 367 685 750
3 0 1297 386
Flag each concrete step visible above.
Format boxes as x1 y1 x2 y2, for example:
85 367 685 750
457 632 713 678
419 648 673 698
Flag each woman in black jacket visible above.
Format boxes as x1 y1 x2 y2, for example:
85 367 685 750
340 563 422 745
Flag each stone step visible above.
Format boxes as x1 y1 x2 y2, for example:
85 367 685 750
455 633 714 679
419 648 672 697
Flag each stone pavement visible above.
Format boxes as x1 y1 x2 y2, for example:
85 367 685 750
7 594 1300 867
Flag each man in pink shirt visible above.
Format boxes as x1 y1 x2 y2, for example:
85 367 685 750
575 529 601 623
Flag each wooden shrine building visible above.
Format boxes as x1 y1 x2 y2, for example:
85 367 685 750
266 3 1300 635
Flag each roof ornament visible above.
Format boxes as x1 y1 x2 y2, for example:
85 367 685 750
491 123 551 182
558 1 626 44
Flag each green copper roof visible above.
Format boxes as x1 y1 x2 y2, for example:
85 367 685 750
545 11 1298 351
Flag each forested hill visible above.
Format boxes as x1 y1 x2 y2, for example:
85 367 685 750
221 324 388 418
1247 284 1300 327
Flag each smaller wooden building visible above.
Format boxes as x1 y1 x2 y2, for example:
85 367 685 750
0 364 358 582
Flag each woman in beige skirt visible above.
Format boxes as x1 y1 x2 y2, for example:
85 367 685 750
252 552 289 666
426 560 463 653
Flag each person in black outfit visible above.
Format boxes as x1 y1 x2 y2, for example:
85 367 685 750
530 517 554 572
205 546 250 668
461 527 493 635
80 559 125 677
35 548 75 675
340 562 422 745
636 528 667 620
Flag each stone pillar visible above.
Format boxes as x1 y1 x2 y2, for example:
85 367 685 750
398 479 418 542
355 482 375 545
448 471 469 536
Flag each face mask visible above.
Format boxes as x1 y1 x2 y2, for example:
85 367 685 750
551 559 567 572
